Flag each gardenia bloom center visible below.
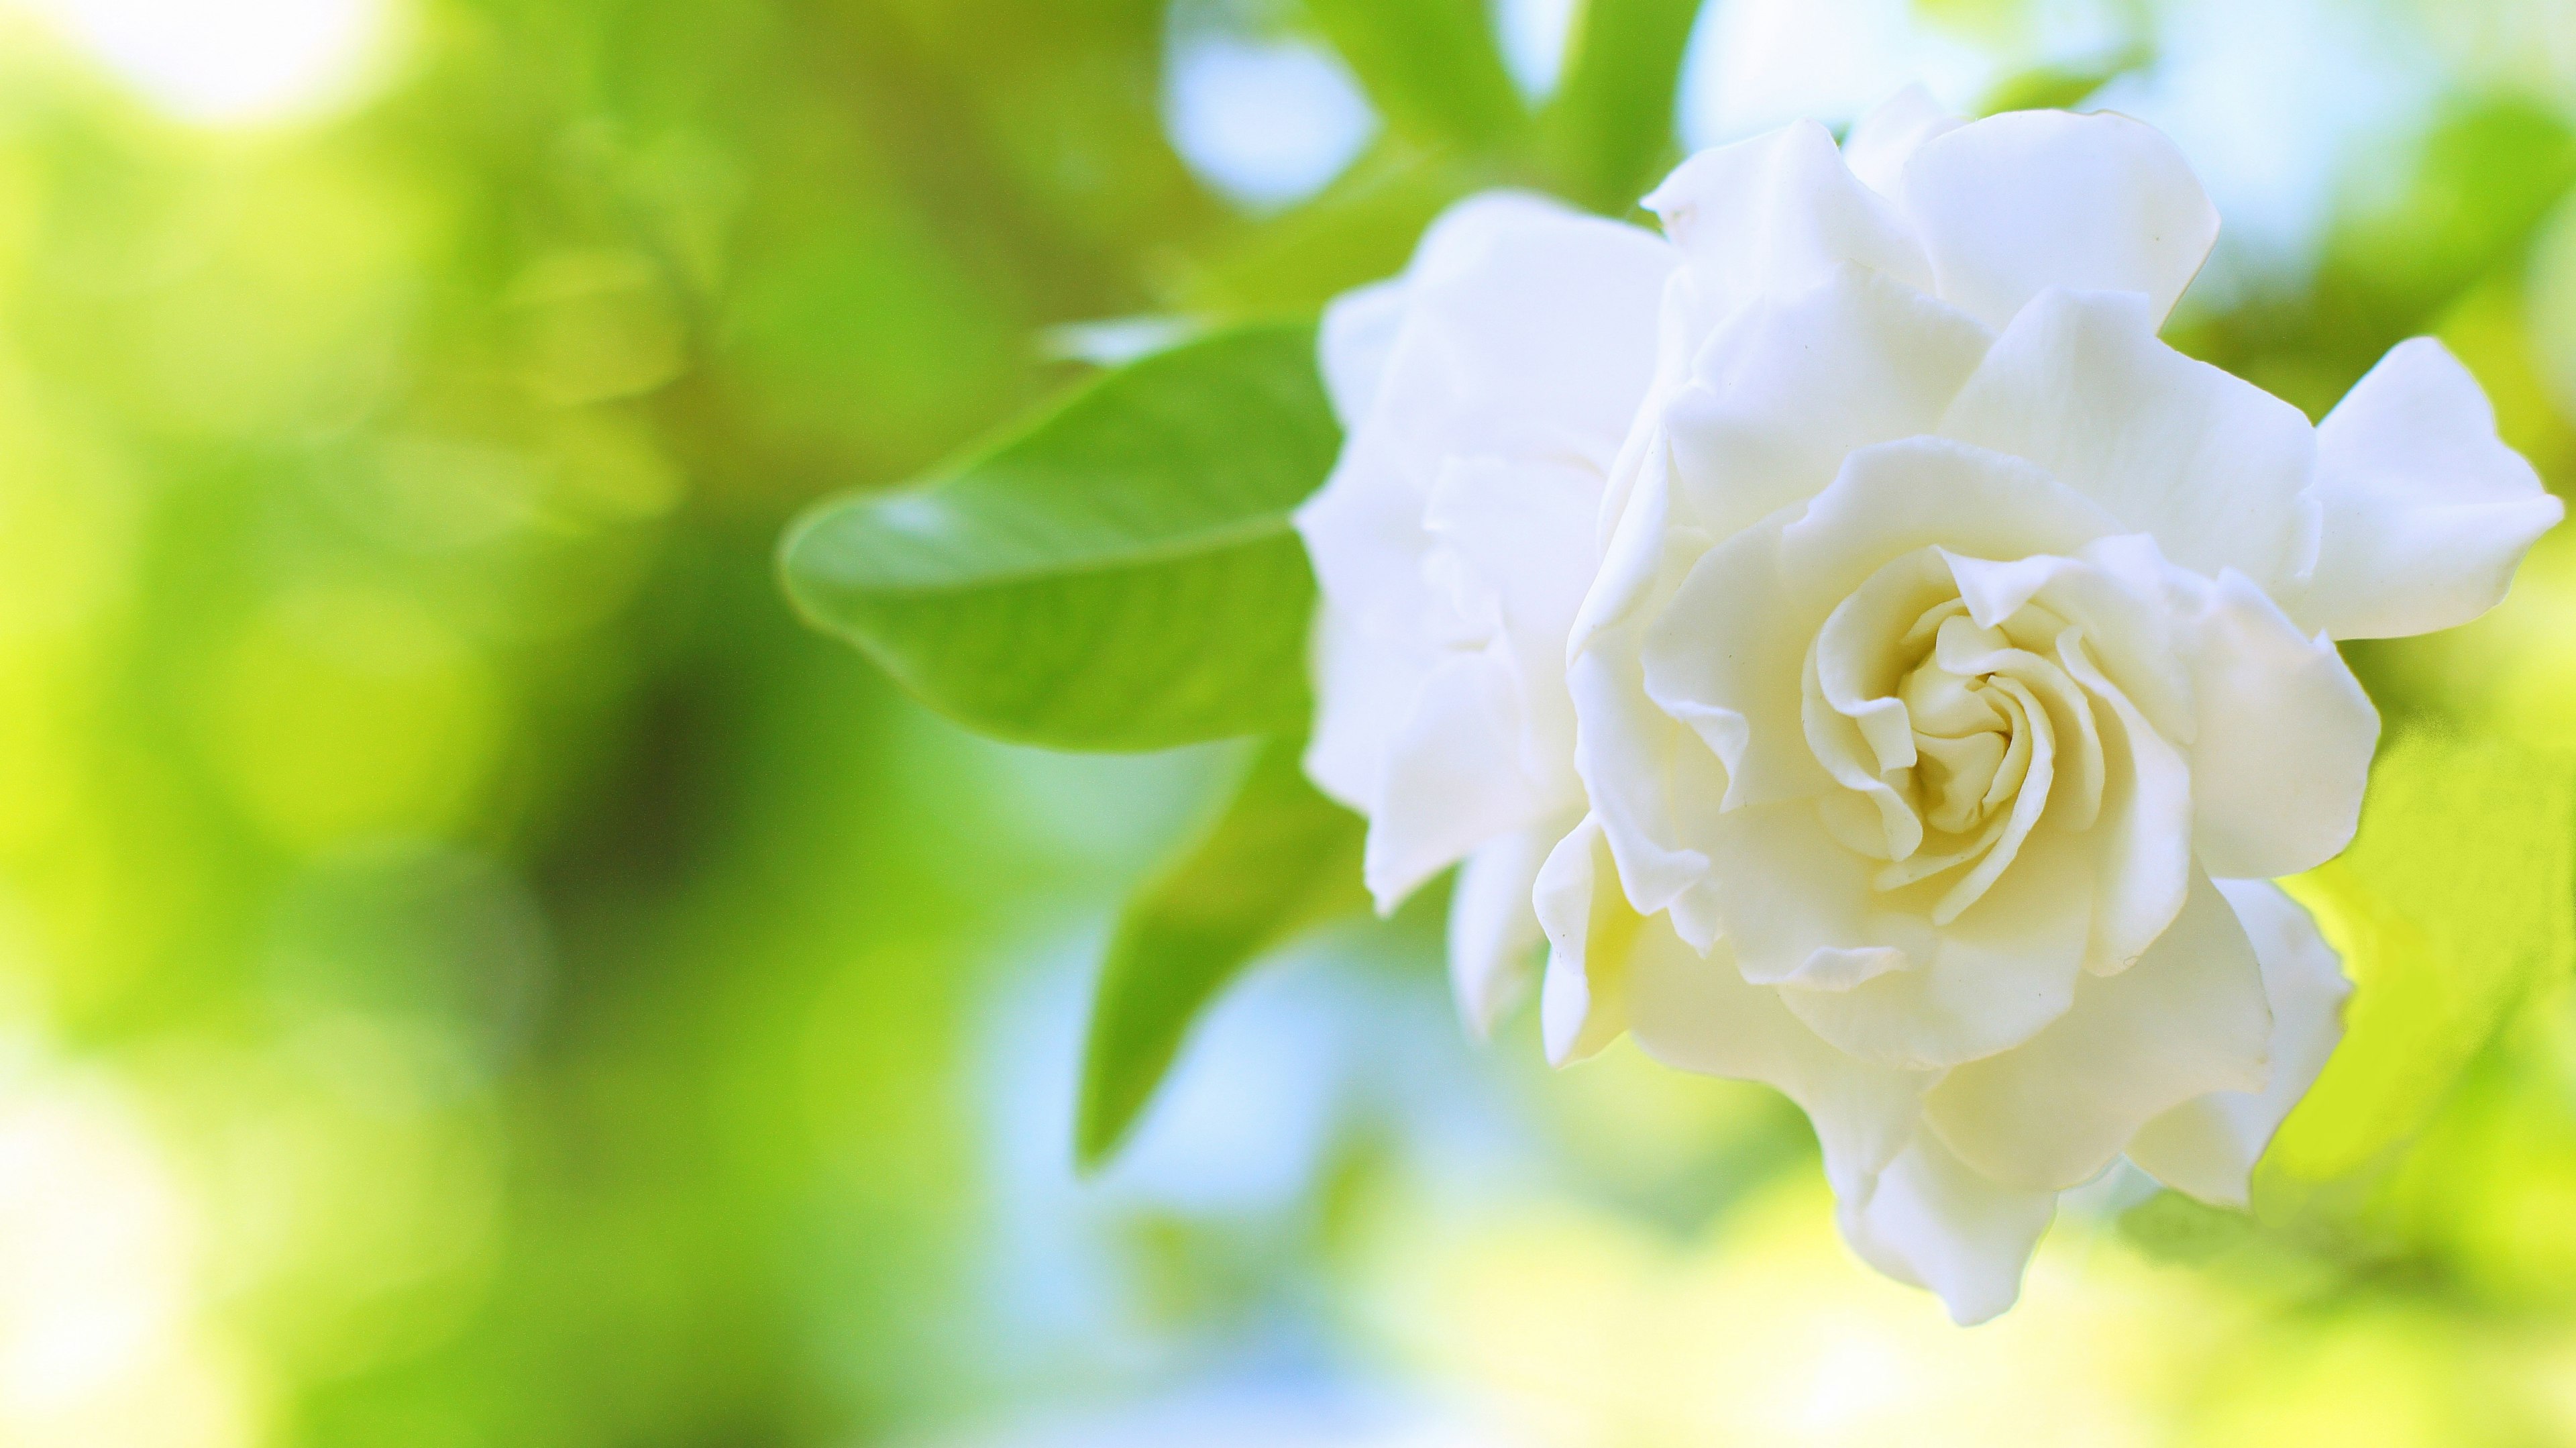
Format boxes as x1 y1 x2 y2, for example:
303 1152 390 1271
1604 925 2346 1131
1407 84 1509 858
1822 550 2092 923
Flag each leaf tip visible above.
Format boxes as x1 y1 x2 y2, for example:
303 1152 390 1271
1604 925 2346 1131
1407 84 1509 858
1072 1072 1142 1178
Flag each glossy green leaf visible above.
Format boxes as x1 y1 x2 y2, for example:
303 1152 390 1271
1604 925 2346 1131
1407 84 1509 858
2261 731 2576 1201
780 323 1340 751
1076 734 1367 1170
1539 0 1704 213
1305 0 1527 154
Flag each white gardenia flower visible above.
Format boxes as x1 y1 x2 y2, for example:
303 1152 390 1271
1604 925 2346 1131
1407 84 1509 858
1297 89 2563 1324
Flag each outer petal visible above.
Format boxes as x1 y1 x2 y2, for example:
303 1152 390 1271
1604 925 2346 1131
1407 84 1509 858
1841 85 1964 200
1446 821 1563 1039
1563 267 1742 940
1836 1133 2057 1326
2127 879 2350 1206
1299 192 1678 903
1303 605 1427 813
1644 119 1933 319
2176 570 2378 880
1395 193 1679 463
1297 193 1675 631
1318 276 1407 426
1297 423 1446 654
2296 337 2565 640
1568 452 1725 941
1664 263 1994 544
1898 109 2219 330
1363 654 1533 907
1938 288 2318 592
1625 918 1937 1193
1425 456 1602 789
1532 816 1637 1066
1921 869 2272 1191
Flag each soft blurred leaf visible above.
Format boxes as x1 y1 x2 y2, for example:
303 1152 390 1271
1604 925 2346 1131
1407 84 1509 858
1975 45 2151 117
781 323 1339 750
2328 98 2576 322
1540 0 1703 213
1176 141 1491 314
1077 733 1365 1170
1304 0 1526 154
2175 99 2576 419
2118 1189 2255 1264
2263 731 2576 1200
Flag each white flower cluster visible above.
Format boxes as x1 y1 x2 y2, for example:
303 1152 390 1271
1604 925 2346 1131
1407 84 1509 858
1294 89 2563 1323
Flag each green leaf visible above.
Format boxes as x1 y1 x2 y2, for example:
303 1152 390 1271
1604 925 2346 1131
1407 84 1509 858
2261 730 2576 1203
1075 734 1367 1170
1539 0 1704 214
780 323 1341 751
1305 0 1527 154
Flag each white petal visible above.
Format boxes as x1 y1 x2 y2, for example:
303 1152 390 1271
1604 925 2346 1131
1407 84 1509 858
1664 263 1994 544
1569 645 1731 949
2177 570 2379 879
1300 191 1677 911
1568 456 1725 940
1836 1132 2057 1326
1703 800 2096 1069
1295 421 1443 648
1556 265 1741 937
1397 191 1679 464
1625 919 1936 1192
1938 288 2318 592
1642 437 2119 811
1302 605 1428 813
2028 621 2191 976
1406 191 1584 274
1923 868 2271 1191
2297 337 2565 640
1424 456 1603 789
1426 458 1602 641
1805 548 1955 861
1446 821 1564 1039
1318 276 1408 426
1898 109 2218 330
1841 85 1965 199
1362 654 1536 909
2127 879 2350 1206
1532 816 1636 1065
1645 119 1933 317
1297 191 1675 636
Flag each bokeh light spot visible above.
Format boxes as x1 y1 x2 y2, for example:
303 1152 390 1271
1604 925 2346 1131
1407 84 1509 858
25 0 398 125
1163 6 1377 212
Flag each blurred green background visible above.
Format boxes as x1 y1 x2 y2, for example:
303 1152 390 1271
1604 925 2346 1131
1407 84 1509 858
7 0 2576 1444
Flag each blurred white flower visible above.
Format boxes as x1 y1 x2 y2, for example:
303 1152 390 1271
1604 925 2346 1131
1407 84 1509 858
1294 193 1673 1036
1300 87 2563 1323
